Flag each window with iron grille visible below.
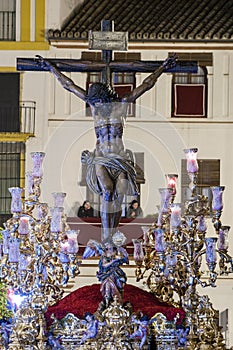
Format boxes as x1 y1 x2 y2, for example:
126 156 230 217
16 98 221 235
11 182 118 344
0 142 25 226
0 0 16 41
181 159 220 214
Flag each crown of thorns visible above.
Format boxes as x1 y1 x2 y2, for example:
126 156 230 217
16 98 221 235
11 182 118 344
87 83 118 103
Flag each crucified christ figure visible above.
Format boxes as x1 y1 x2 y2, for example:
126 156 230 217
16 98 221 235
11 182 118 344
36 54 177 243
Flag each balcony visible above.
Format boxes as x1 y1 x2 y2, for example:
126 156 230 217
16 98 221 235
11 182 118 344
0 101 36 135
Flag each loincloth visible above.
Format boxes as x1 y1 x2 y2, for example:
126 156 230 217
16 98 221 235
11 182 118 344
81 150 139 197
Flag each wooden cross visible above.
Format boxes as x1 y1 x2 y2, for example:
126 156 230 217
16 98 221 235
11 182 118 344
17 20 198 79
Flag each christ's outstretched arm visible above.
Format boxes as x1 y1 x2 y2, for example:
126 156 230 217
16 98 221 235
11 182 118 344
35 55 87 101
124 54 177 103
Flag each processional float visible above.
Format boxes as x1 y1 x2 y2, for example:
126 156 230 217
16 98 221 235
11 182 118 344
0 20 232 350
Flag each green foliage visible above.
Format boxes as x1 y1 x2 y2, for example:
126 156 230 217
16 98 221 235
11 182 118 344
0 281 13 320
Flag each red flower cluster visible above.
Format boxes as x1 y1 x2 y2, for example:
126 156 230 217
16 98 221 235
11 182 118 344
46 284 185 326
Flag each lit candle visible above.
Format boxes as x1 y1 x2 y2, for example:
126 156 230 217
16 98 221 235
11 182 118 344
184 148 199 173
166 174 178 196
170 203 182 228
18 216 30 235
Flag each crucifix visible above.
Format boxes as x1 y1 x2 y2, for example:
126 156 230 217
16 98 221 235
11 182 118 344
17 20 197 77
17 20 197 244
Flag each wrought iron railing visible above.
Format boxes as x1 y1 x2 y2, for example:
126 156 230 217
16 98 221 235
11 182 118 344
0 10 16 41
0 101 36 134
20 101 36 134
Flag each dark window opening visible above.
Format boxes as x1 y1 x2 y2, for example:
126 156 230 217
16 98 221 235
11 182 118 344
0 72 20 132
0 142 25 226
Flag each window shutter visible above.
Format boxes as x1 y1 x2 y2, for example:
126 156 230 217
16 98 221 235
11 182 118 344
174 84 205 117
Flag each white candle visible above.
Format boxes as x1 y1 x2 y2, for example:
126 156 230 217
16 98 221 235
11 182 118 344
18 217 30 235
184 148 199 173
166 174 178 195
